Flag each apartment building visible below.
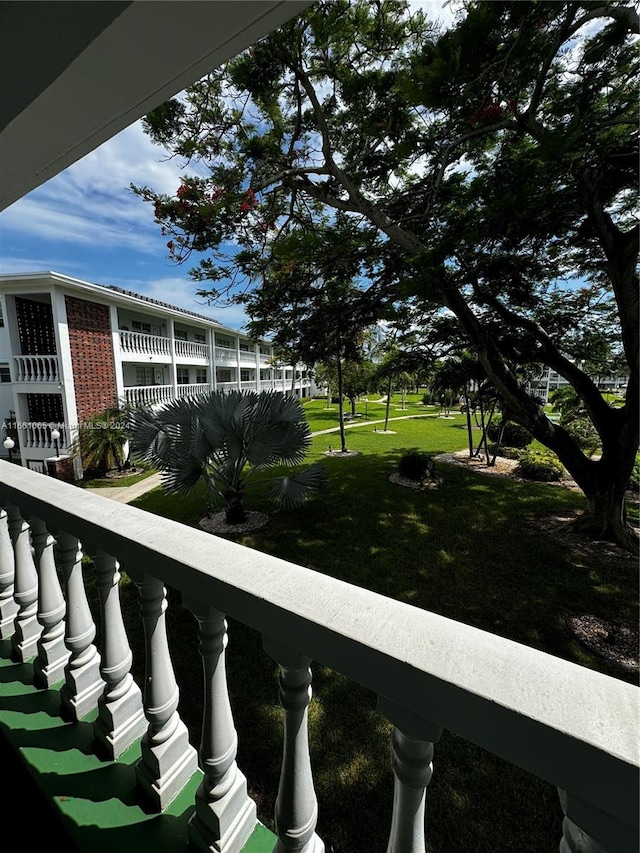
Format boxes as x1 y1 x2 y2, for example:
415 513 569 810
0 271 312 472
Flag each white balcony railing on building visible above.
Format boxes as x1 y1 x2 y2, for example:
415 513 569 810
259 353 272 364
124 385 174 407
13 355 60 383
176 383 210 398
0 462 637 853
259 380 275 391
174 340 209 361
215 346 236 363
216 381 238 392
21 423 68 451
120 330 171 357
240 380 256 391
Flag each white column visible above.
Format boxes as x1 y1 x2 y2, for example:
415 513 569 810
57 531 104 721
91 550 146 759
236 335 241 391
31 516 69 687
209 328 216 392
50 286 79 443
378 698 442 853
129 569 198 811
109 304 125 404
6 504 41 661
255 343 260 392
0 506 19 637
263 636 323 853
169 319 178 398
185 600 257 853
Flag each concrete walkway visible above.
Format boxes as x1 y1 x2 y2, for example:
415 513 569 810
87 412 448 503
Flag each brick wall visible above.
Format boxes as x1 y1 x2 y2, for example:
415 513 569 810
65 296 117 423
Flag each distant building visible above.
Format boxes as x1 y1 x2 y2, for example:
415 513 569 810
527 365 627 404
0 271 312 473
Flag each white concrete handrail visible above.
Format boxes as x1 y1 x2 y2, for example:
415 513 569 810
215 346 236 362
124 385 174 406
175 339 209 360
120 330 171 356
0 460 637 850
177 383 209 398
13 354 60 383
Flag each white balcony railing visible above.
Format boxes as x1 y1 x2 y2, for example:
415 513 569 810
215 346 236 363
240 380 256 391
259 353 272 364
21 423 68 451
176 383 210 398
13 355 60 383
259 380 275 391
120 330 171 357
174 340 209 361
124 385 174 407
216 381 238 392
0 461 637 853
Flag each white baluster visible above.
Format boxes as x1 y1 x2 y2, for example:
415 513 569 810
91 550 146 759
263 637 323 853
128 570 198 811
56 531 104 721
6 504 41 661
0 506 19 637
558 789 636 853
185 600 256 853
378 698 442 853
31 517 69 687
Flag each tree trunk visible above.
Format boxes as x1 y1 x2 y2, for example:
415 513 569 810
463 389 474 457
571 472 637 551
337 357 347 453
224 488 246 525
384 375 392 431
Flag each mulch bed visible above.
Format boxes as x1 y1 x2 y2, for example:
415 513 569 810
199 511 270 535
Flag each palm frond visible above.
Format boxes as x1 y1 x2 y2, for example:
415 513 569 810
267 462 327 508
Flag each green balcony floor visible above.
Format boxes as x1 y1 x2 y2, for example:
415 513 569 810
0 638 275 853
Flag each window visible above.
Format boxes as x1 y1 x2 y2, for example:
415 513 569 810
0 302 4 327
0 365 10 383
194 333 206 343
216 369 232 383
196 369 207 384
240 369 252 382
239 342 251 352
132 320 151 333
174 329 188 341
216 336 231 348
177 367 190 385
135 366 154 386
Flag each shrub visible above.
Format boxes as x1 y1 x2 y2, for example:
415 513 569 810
516 448 564 482
398 450 436 483
628 455 640 493
422 393 432 406
487 443 521 460
487 418 533 449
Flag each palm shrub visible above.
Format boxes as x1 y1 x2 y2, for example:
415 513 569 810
72 403 131 476
130 390 325 524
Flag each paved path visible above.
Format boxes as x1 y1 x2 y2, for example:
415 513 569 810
88 412 448 503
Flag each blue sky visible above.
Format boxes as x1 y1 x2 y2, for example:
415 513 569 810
0 1 455 332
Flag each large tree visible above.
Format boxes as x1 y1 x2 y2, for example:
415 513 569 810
134 0 639 548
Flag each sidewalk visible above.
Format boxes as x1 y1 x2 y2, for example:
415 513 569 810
87 472 163 503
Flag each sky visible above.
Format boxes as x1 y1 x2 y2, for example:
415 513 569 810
0 1 456 332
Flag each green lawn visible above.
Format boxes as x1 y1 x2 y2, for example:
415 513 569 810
121 412 637 853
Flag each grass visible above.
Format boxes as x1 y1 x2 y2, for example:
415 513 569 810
114 411 637 853
81 466 156 489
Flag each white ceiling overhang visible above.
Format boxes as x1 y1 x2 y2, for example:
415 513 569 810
0 0 311 211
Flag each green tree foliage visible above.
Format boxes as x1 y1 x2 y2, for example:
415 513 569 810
133 0 638 548
130 391 325 524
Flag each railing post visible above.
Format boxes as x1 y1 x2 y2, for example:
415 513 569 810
91 550 146 759
0 506 19 637
128 569 198 811
56 531 104 721
184 599 256 853
378 698 443 853
262 636 324 853
6 504 41 661
558 789 638 853
30 517 70 687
